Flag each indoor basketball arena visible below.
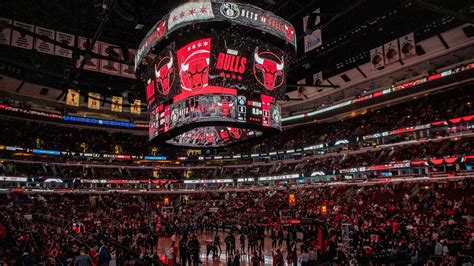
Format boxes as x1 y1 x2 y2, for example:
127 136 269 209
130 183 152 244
0 0 473 265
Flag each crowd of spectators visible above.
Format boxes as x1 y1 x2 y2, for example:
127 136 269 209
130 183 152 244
160 136 473 180
0 179 472 265
231 86 473 155
0 87 472 158
2 136 471 181
0 118 149 155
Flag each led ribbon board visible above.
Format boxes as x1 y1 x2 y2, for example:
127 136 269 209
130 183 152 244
137 1 296 147
135 1 296 71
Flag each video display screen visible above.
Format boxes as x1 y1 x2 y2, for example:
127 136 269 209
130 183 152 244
166 126 263 147
146 37 288 104
145 36 287 145
148 93 281 144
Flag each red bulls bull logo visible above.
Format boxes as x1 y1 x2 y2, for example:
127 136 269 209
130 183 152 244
205 131 215 144
227 127 242 139
181 56 209 91
154 51 174 95
178 38 211 93
253 48 284 90
217 100 234 117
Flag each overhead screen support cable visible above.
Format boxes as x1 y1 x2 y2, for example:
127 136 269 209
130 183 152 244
74 0 116 81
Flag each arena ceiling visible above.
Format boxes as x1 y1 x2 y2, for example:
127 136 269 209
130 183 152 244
1 0 472 101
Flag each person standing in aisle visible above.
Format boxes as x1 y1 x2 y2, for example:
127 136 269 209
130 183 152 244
289 239 298 266
230 232 236 256
271 230 277 249
300 248 309 266
225 233 232 257
308 246 318 266
240 233 246 255
179 236 188 266
214 234 221 256
278 228 284 247
233 250 241 266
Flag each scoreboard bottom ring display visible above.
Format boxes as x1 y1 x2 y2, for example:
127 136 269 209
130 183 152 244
166 126 264 147
149 93 282 148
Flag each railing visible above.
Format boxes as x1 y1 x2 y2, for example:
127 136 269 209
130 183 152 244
1 174 472 194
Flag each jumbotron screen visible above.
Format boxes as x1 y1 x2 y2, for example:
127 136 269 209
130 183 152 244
138 2 295 147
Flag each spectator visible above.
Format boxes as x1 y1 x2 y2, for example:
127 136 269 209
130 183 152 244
74 248 93 266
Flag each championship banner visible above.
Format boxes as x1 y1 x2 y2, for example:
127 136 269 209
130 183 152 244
120 49 137 79
55 31 74 58
66 89 80 107
384 39 400 65
303 8 322 53
77 36 99 72
99 42 121 76
370 46 384 69
130 99 141 114
399 32 416 59
34 26 55 55
88 92 101 110
11 21 34 50
111 96 123 112
313 71 323 85
297 79 306 96
0 18 12 45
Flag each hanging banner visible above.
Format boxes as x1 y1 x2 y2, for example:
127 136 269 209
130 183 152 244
66 89 80 107
34 26 55 55
111 96 123 112
313 71 323 85
384 39 400 65
77 36 99 72
0 18 12 45
130 99 141 114
88 92 101 110
120 49 137 79
303 8 322 53
11 21 34 50
55 31 75 58
370 46 384 69
399 32 416 59
99 42 121 76
297 79 306 96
